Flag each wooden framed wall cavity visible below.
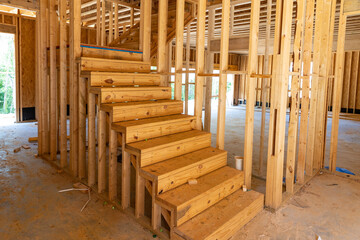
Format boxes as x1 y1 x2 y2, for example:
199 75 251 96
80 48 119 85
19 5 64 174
329 0 360 172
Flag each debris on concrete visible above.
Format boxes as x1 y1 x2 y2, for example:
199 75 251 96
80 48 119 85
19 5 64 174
58 186 91 212
13 147 21 153
73 182 89 194
22 144 31 149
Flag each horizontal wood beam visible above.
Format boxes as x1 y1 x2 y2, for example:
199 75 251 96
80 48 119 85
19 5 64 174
0 0 38 10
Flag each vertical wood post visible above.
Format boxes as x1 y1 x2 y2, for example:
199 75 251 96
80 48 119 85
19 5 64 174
122 134 130 209
258 0 272 175
40 0 49 155
69 0 81 175
286 0 306 193
109 3 114 43
49 0 57 161
194 0 206 130
78 75 86 179
115 4 119 39
36 12 42 155
216 0 230 149
297 0 315 183
306 0 324 175
98 108 106 193
265 0 294 209
142 0 151 61
130 7 134 26
185 24 191 114
101 0 106 46
158 0 168 86
330 0 347 172
96 0 101 45
59 0 67 167
175 0 185 101
204 9 215 132
88 92 96 186
314 0 336 169
109 125 118 201
243 0 260 189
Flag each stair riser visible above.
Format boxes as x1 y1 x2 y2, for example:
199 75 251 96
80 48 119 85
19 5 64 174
111 103 183 122
175 173 244 226
89 74 160 87
80 58 151 73
140 134 211 167
155 153 227 195
125 118 196 143
81 46 142 61
100 89 171 103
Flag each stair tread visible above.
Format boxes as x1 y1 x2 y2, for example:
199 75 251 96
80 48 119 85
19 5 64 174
175 190 264 240
141 147 226 180
101 100 182 112
126 130 210 153
112 114 195 129
156 166 243 209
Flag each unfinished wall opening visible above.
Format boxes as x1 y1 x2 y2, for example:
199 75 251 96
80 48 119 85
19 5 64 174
0 32 15 124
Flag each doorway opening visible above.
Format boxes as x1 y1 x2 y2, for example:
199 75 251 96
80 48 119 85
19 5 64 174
0 32 16 125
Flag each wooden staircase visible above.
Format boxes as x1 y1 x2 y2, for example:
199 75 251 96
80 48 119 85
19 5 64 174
82 49 264 239
108 0 194 58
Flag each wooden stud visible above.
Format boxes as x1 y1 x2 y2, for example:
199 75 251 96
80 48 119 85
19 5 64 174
49 0 57 161
35 11 42 155
130 7 134 26
88 92 96 186
265 0 294 210
258 0 272 175
109 3 114 43
115 4 119 39
152 181 161 230
243 0 260 189
330 0 347 172
157 0 168 86
122 134 130 209
297 0 315 183
96 0 101 45
194 0 206 130
314 0 336 170
59 0 67 167
285 0 306 193
204 9 214 132
109 125 118 201
135 156 145 218
174 0 184 101
69 0 81 176
185 24 191 114
101 0 106 46
306 0 324 175
40 0 49 156
78 76 86 179
216 0 230 149
142 0 151 62
98 107 106 193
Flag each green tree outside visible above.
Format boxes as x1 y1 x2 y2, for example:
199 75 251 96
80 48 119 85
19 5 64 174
0 33 15 114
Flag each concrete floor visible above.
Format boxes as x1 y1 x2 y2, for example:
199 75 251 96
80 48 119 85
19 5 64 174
1 107 360 239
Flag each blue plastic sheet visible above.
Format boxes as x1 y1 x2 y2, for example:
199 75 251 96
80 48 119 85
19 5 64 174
324 166 355 175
